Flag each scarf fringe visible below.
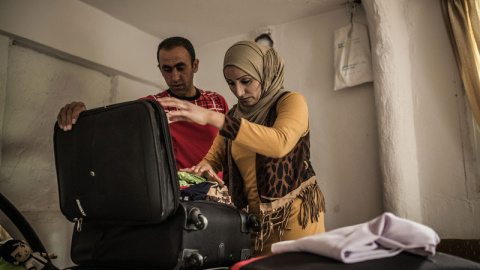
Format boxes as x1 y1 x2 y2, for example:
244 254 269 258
254 183 325 251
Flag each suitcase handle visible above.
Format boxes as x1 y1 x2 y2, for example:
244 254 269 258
248 214 262 232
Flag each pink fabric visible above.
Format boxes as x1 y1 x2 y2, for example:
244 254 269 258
271 212 440 263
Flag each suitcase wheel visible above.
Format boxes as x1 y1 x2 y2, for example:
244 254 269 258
185 252 204 269
187 208 208 230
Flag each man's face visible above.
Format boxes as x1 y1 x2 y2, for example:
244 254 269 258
158 46 198 97
10 241 32 264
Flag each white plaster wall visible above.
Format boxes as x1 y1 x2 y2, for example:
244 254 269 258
0 35 8 168
116 76 165 103
409 0 480 238
0 0 161 85
363 0 423 223
0 44 114 267
1 45 112 208
196 7 384 231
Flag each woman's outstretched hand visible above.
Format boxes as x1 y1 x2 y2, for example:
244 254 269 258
156 97 225 130
180 163 225 187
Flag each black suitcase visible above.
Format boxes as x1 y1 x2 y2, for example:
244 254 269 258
53 100 179 225
53 100 260 270
69 200 259 270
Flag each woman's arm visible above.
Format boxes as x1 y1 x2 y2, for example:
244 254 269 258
157 97 225 129
199 134 226 172
157 93 309 158
223 92 309 158
179 135 226 186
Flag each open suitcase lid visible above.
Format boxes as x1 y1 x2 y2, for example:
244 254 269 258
53 100 180 226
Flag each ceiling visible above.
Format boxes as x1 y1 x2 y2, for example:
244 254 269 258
79 0 347 46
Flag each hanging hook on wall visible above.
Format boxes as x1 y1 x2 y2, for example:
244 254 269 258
254 33 274 47
341 0 361 25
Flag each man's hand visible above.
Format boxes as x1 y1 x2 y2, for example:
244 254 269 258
57 101 86 131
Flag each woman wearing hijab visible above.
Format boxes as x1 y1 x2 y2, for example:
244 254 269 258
158 40 325 256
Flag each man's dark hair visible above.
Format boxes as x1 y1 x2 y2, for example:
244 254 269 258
156 36 196 64
0 239 23 263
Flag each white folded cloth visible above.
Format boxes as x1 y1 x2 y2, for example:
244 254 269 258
271 212 440 263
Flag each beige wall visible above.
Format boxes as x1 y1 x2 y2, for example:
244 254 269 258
364 0 480 237
0 0 162 85
408 0 480 237
0 35 8 168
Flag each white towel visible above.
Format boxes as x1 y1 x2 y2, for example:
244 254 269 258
271 212 440 263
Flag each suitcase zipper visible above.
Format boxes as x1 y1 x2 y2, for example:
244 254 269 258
73 217 83 232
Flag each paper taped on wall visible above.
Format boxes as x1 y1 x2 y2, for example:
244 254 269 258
334 22 373 90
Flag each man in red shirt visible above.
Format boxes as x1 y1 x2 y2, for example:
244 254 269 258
57 36 229 170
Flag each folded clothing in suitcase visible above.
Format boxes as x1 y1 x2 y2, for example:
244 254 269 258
70 200 260 270
54 100 179 225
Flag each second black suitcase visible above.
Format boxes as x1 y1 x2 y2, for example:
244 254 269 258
69 200 260 270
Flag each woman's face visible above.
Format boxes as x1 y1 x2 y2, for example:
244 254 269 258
224 66 262 107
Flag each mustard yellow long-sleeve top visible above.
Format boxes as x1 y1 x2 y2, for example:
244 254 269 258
202 91 325 255
202 92 308 212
